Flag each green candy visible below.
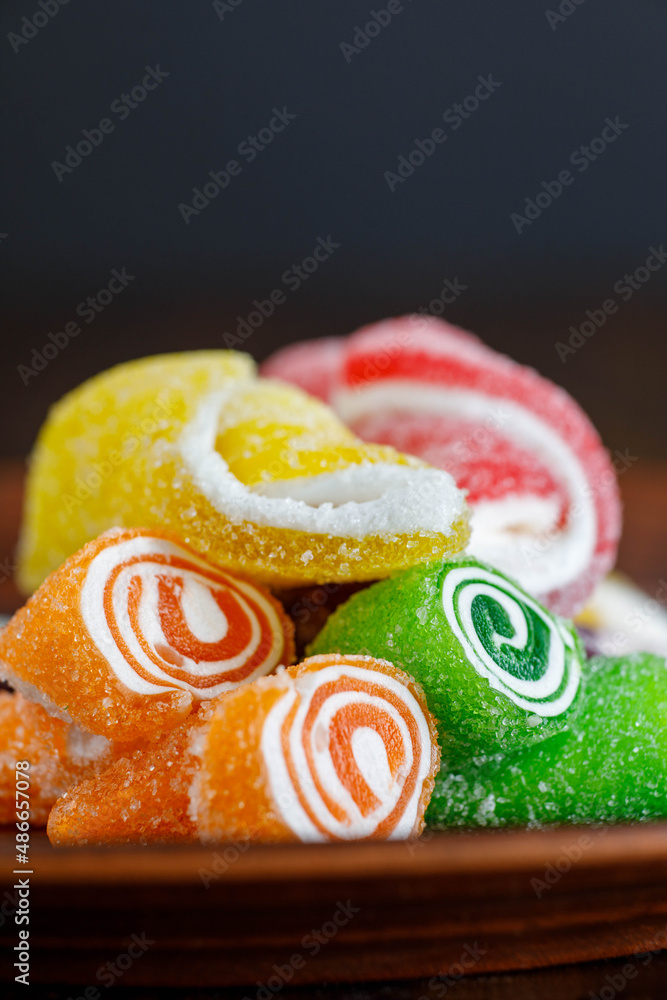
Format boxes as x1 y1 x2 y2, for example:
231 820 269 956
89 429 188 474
426 653 667 829
309 557 584 759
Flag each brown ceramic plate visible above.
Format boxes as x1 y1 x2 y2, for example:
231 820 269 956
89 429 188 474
1 464 667 988
2 825 667 988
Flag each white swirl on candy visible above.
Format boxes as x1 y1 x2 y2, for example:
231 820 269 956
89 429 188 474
260 664 433 842
179 386 466 539
335 381 596 597
81 535 286 697
441 565 580 716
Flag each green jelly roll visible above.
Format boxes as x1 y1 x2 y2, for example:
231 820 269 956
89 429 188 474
309 557 584 760
426 653 667 829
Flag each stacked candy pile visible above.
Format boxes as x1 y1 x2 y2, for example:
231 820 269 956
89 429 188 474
0 317 662 846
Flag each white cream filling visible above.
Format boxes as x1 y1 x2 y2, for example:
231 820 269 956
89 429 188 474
66 725 112 764
334 380 597 593
80 535 284 698
581 575 667 658
178 387 466 538
441 565 580 716
351 726 393 800
260 665 432 842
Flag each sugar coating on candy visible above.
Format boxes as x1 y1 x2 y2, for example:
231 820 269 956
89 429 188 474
0 526 294 744
426 653 667 829
440 565 580 716
48 656 440 845
18 350 254 594
193 655 440 843
260 658 435 841
183 380 466 536
47 708 212 846
259 337 345 402
0 692 112 826
188 676 295 843
336 317 621 617
80 531 294 697
18 351 469 592
310 557 584 760
264 316 621 616
361 412 567 505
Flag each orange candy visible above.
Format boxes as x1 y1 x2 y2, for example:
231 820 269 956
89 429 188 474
47 655 440 846
0 691 112 826
0 527 294 745
195 654 440 843
47 711 207 846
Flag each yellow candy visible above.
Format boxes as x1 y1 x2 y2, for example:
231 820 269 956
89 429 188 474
18 351 469 591
216 380 400 484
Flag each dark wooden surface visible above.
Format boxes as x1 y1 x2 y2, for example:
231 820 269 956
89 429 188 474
3 826 667 990
1 460 667 996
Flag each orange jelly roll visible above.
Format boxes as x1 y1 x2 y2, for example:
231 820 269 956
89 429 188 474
0 691 112 825
47 710 208 845
0 527 294 745
195 654 440 843
48 655 440 845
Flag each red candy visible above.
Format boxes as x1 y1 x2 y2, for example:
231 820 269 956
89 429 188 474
262 316 622 616
260 336 344 402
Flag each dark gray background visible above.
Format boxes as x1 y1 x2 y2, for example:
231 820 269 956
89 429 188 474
1 0 665 457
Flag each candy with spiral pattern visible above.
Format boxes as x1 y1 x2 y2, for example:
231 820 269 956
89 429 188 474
261 316 622 617
0 527 294 745
47 654 441 846
426 653 667 829
194 655 441 843
310 557 584 758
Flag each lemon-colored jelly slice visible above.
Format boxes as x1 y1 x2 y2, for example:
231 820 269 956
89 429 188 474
18 351 469 592
216 379 407 485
